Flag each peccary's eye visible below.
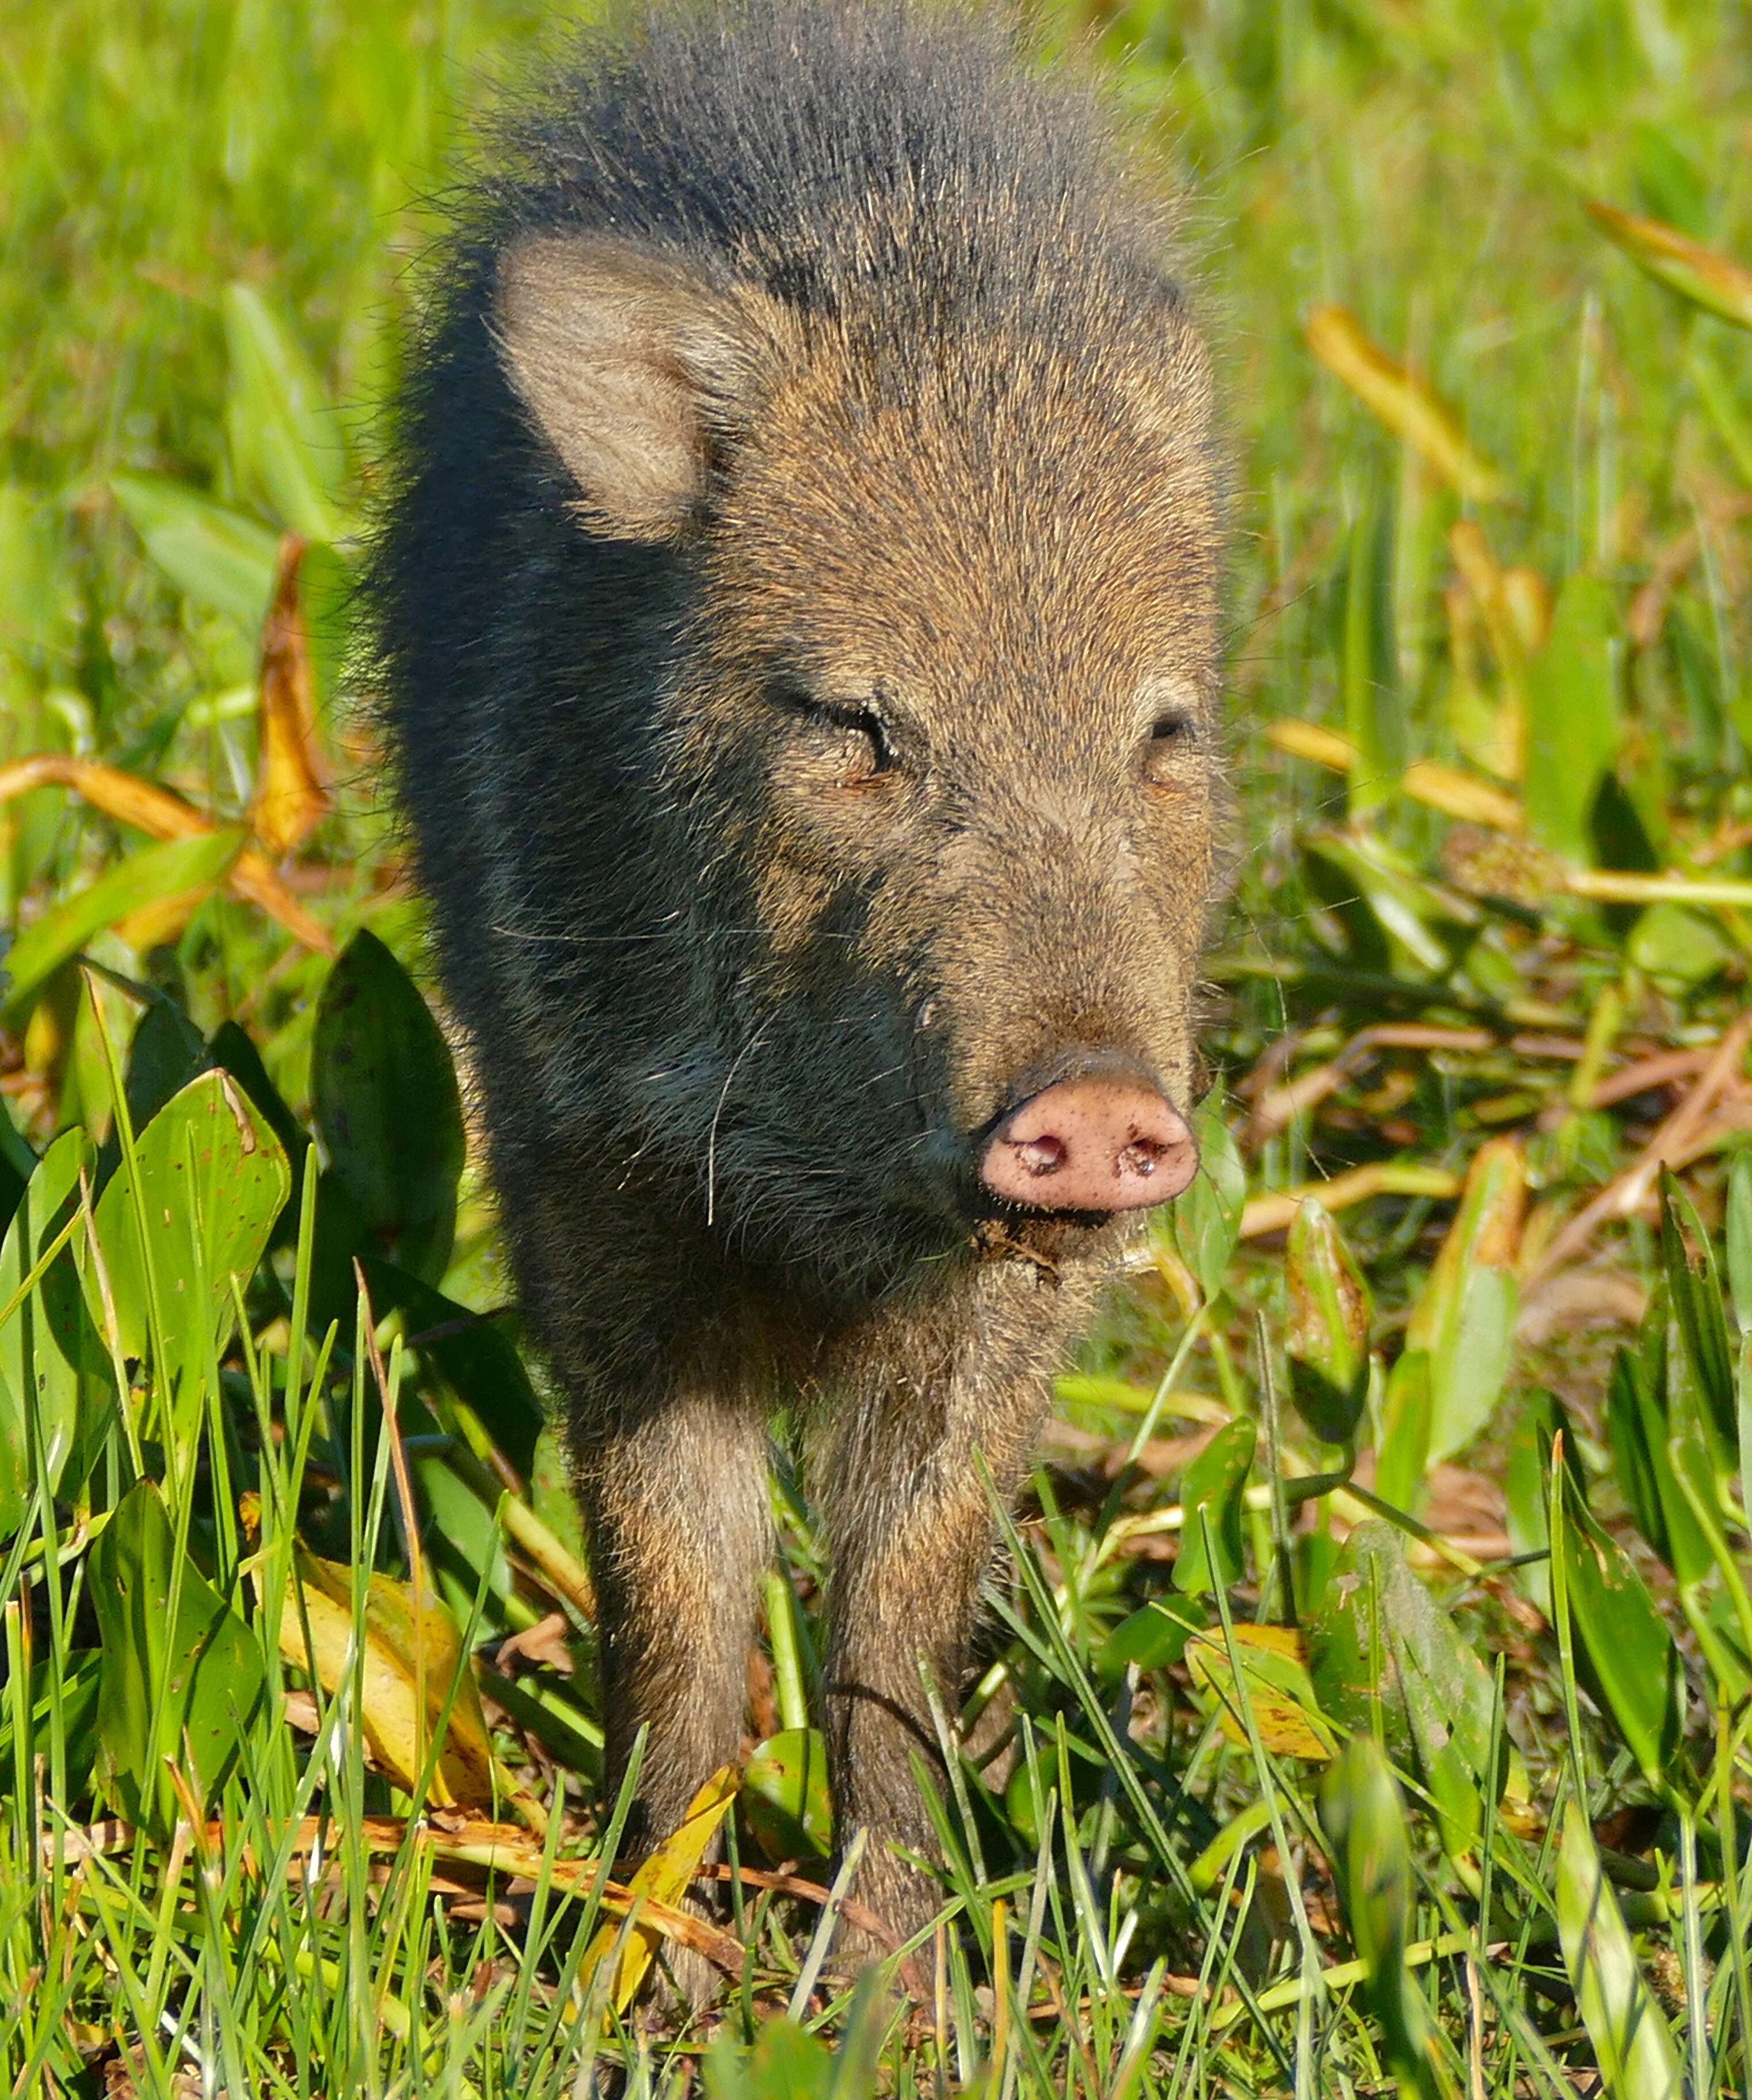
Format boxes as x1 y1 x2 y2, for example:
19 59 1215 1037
1142 705 1199 784
839 706 897 777
770 682 898 783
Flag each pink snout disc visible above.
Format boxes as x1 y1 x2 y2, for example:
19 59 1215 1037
980 1078 1198 1213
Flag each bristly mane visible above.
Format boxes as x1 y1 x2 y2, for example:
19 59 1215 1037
481 0 1184 340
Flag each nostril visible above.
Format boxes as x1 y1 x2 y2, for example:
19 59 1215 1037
1117 1138 1165 1177
1015 1135 1065 1177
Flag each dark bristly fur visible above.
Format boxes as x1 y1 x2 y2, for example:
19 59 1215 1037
368 0 1223 1982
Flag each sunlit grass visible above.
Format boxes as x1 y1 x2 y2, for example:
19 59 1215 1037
2 0 1752 2093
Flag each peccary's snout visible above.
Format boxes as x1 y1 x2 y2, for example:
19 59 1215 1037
980 1072 1198 1214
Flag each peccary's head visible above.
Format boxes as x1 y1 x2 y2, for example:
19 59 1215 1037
495 218 1222 1293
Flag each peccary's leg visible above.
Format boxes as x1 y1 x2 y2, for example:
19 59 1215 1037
813 1352 1055 1953
572 1391 771 1860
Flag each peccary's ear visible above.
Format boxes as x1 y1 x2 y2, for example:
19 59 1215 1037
494 234 791 541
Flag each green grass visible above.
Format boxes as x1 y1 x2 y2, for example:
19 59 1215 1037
4 0 1752 2093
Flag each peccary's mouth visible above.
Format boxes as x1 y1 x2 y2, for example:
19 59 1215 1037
969 1208 1135 1275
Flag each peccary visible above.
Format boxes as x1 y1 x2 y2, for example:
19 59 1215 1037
370 0 1222 1972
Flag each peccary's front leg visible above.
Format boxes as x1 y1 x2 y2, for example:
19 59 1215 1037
813 1348 1056 1950
571 1391 771 1859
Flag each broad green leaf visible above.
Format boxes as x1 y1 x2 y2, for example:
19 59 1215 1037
1395 1631 1492 1860
1659 1172 1736 1452
1285 1197 1372 1446
1727 1151 1752 1337
208 1020 310 1177
1099 1595 1206 1679
1 831 242 1022
1523 575 1620 865
1664 1390 1752 1700
361 1256 544 1479
741 1725 832 1862
0 1130 102 1538
1602 1342 1713 1588
1319 1736 1438 2098
0 1653 101 1801
1692 1577 1752 1707
1173 1418 1255 1596
1406 1136 1523 1463
90 1479 265 1833
1296 1528 1345 1618
121 998 212 1146
1309 1521 1500 1857
705 2013 836 2100
410 1413 514 1630
207 1018 311 1248
223 283 352 541
1374 1348 1431 1515
1430 1262 1517 1462
1555 1798 1683 2100
0 1160 25 1257
1637 1269 1671 1425
530 1425 589 1568
1168 1093 1244 1302
0 1098 33 1236
1553 1466 1684 1787
111 473 280 627
1339 497 1404 820
1503 1390 1576 1618
312 931 465 1285
1628 901 1730 986
81 1071 288 1434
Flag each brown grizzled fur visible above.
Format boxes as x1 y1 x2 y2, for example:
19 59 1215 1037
367 0 1223 1981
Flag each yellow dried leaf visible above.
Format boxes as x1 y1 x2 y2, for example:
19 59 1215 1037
227 846 334 953
280 1550 516 1817
1448 518 1502 610
1305 305 1507 502
1266 719 1357 773
1240 1162 1463 1242
0 752 333 954
113 884 220 952
1401 761 1525 835
1233 1623 1302 1662
576 1766 740 2015
1269 675 1529 831
252 536 330 858
1500 565 1552 656
185 1810 744 1973
1186 1625 1334 1761
1586 199 1752 331
0 752 208 840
